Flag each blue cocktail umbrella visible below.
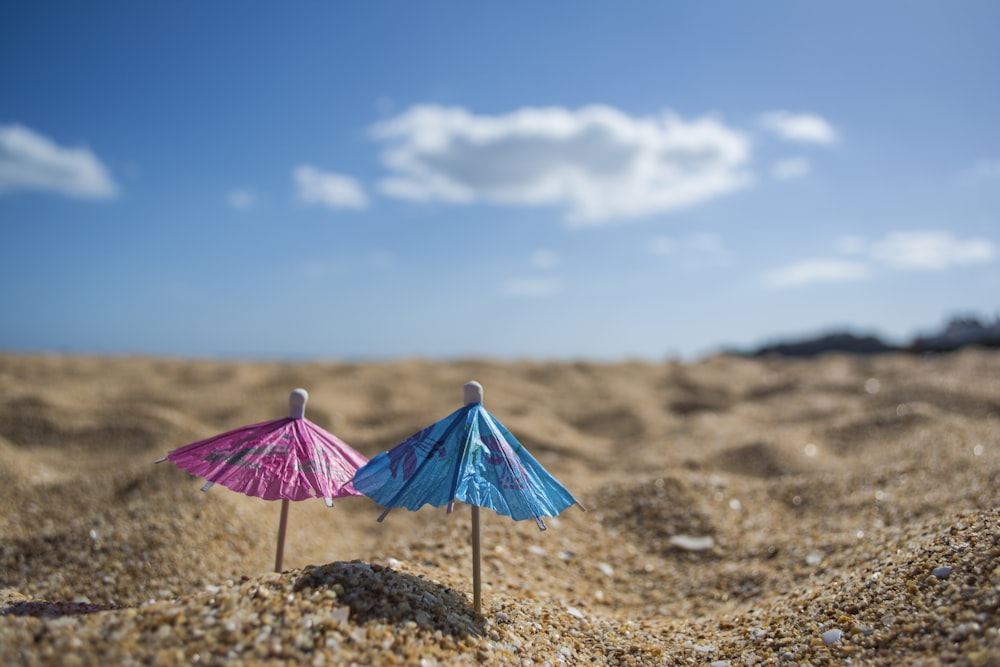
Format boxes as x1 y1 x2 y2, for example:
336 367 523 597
353 381 584 611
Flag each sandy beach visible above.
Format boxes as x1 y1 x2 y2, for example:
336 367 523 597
1 350 998 665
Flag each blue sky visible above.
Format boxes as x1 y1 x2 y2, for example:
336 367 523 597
2 1 998 360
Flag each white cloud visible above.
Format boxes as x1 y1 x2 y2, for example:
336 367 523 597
867 230 995 270
764 229 995 289
294 165 368 210
759 111 838 145
649 236 679 256
227 188 256 210
650 232 731 268
500 278 561 297
530 249 559 269
835 234 868 255
0 123 119 199
771 156 811 180
955 158 1000 186
372 104 752 226
688 232 726 255
763 259 870 288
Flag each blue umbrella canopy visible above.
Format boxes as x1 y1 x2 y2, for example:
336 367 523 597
353 381 583 530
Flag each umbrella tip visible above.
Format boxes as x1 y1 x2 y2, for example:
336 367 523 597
289 388 309 418
464 381 483 405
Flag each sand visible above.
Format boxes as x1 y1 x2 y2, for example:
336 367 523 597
1 350 998 666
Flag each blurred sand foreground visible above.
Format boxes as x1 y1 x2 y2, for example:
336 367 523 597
1 350 998 666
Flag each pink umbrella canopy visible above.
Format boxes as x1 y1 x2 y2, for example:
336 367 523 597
156 388 368 570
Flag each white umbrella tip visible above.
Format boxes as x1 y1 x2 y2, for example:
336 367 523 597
464 381 483 405
289 388 309 418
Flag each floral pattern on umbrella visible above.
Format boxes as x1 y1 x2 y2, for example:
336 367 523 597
353 382 581 529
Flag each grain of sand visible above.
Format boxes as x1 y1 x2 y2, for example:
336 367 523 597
1 350 998 665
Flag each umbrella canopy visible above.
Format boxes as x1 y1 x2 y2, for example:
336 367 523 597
156 388 368 570
353 381 581 529
353 381 583 612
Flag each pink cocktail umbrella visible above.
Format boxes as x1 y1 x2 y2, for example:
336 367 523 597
156 388 368 571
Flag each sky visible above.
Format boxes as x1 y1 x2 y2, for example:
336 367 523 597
1 1 998 361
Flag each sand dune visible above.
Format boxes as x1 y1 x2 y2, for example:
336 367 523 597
1 350 998 665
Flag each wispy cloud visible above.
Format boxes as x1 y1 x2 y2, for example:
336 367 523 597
500 277 561 297
369 248 395 268
764 230 996 288
227 188 257 211
955 158 1000 187
763 258 870 288
649 232 732 269
0 123 119 199
770 156 811 180
758 111 838 144
294 165 368 210
648 237 678 255
867 230 995 270
372 104 752 226
301 259 343 280
501 250 562 297
530 249 559 269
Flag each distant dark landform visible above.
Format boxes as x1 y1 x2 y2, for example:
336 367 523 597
735 315 1000 358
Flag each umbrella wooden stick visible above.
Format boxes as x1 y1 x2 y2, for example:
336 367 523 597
274 388 306 572
463 381 486 613
471 504 482 613
274 498 290 572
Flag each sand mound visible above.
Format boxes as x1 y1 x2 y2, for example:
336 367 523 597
0 466 265 606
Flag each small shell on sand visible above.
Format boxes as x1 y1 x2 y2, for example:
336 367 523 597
668 534 715 551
